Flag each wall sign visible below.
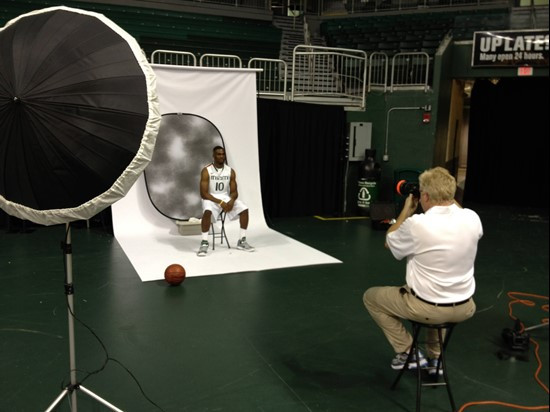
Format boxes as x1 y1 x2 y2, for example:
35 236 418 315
471 29 549 67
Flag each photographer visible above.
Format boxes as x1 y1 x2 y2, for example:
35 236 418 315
363 167 483 372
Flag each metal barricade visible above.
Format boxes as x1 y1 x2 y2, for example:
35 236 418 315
368 52 389 93
199 54 243 68
151 50 197 66
291 45 367 109
248 58 288 100
390 52 430 92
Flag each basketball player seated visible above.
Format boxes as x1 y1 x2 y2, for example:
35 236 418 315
197 146 255 257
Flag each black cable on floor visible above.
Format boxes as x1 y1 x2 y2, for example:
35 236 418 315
61 223 165 412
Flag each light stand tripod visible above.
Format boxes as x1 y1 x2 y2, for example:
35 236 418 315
45 223 122 412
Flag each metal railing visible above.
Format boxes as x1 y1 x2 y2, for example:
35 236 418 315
151 50 197 66
390 52 431 92
150 51 244 68
71 0 513 20
316 0 510 15
368 52 389 92
291 45 367 109
248 58 288 99
140 0 511 15
199 54 243 68
169 0 270 9
151 47 432 109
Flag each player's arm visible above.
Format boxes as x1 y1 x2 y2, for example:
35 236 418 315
225 169 238 211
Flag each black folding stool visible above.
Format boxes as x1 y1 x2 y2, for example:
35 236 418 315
210 211 230 250
391 321 457 412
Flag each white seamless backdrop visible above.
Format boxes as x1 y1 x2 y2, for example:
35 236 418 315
112 65 340 281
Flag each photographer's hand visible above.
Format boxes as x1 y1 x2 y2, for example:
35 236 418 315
403 193 419 217
385 194 418 246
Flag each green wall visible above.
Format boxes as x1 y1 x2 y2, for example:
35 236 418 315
344 38 549 215
344 43 449 212
347 91 436 205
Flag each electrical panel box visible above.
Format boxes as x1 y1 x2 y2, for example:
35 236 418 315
348 122 372 161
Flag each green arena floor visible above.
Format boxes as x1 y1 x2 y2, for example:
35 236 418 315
0 203 548 411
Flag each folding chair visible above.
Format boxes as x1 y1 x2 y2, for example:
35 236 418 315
210 211 230 250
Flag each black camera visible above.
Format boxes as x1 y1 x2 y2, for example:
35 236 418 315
396 180 420 198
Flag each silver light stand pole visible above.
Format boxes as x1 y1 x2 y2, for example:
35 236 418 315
45 223 123 412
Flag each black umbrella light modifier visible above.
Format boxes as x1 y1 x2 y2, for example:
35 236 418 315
0 6 160 225
0 7 161 411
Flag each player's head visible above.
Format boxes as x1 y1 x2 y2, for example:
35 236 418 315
212 146 225 165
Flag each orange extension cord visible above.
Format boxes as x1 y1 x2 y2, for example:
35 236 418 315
458 292 549 412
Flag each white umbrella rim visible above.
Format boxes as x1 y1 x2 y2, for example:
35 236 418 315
0 6 160 226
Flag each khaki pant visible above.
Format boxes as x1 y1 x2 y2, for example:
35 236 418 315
363 285 476 357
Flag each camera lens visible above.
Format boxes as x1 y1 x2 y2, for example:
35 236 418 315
396 180 420 198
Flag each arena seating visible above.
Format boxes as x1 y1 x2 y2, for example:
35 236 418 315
451 9 509 40
0 0 282 62
321 9 509 56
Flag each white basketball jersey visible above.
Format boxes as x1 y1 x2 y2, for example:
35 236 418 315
206 164 232 196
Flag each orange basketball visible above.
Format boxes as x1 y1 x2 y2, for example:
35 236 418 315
164 264 186 286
